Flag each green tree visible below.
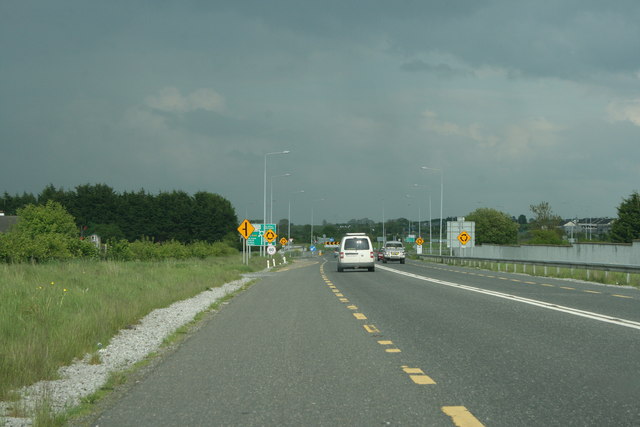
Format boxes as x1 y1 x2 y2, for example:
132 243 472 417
0 191 37 215
118 189 155 240
611 191 640 243
154 190 194 242
527 202 565 244
14 200 78 238
73 183 119 227
529 202 563 230
466 208 518 245
0 201 96 262
192 192 238 242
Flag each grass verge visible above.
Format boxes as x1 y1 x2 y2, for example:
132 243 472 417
420 257 640 288
0 255 267 401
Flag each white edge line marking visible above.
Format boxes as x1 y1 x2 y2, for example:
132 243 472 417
377 265 640 331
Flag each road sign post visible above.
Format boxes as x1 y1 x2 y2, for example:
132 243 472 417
446 218 475 255
237 219 256 264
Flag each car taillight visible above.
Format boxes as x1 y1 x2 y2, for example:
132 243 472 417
369 251 374 259
340 252 344 259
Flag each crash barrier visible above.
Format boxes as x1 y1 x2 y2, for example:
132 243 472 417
418 254 640 286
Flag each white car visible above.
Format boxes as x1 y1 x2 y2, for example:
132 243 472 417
337 233 375 272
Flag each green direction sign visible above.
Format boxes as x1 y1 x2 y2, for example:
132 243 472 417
247 224 276 246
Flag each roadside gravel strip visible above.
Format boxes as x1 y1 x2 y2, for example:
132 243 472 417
1 275 256 427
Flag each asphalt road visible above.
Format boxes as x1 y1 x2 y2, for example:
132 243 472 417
93 256 640 426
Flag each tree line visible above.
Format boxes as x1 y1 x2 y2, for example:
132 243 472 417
1 184 238 244
3 184 638 248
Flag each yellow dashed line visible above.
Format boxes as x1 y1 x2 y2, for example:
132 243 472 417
441 406 484 427
540 283 554 287
584 290 601 294
499 277 508 280
378 340 393 345
402 366 436 385
347 305 358 310
335 293 344 297
510 279 521 283
613 294 633 299
363 325 380 333
339 298 349 302
353 313 367 320
332 289 340 293
524 281 537 284
560 286 575 290
386 348 401 353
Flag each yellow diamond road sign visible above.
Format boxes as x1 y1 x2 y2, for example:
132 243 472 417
280 237 288 245
457 231 471 245
237 219 255 240
264 229 277 243
415 237 424 246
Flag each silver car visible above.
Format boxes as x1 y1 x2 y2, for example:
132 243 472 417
382 241 405 264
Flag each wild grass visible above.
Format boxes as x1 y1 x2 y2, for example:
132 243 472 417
0 255 265 400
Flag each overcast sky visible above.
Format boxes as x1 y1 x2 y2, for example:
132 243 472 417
2 1 639 225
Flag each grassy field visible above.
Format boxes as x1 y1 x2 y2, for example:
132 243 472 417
0 256 266 400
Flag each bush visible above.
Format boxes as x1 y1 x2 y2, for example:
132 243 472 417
156 240 190 260
0 202 98 263
189 241 214 259
121 239 237 261
128 238 160 261
210 241 237 257
105 239 133 261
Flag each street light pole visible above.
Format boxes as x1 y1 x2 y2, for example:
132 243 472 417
411 183 432 253
264 150 290 256
288 190 304 245
270 172 291 225
421 166 443 255
310 198 325 247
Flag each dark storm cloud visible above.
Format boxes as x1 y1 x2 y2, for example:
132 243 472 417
1 0 640 221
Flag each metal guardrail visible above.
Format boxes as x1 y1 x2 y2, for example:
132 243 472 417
417 254 640 284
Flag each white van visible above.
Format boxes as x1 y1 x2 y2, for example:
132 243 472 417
337 233 375 272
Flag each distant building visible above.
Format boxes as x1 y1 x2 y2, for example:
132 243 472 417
0 212 19 233
88 234 101 248
562 218 614 239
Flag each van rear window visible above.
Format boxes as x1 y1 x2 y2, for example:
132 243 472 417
344 238 370 250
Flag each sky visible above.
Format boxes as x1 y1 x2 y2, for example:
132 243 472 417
2 1 640 226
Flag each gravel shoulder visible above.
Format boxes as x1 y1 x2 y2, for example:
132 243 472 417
1 276 255 427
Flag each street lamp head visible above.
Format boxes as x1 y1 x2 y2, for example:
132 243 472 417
266 150 291 156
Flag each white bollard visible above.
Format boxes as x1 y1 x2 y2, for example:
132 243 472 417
267 260 270 269
283 256 287 264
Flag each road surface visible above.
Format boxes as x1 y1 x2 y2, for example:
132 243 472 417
93 257 640 426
